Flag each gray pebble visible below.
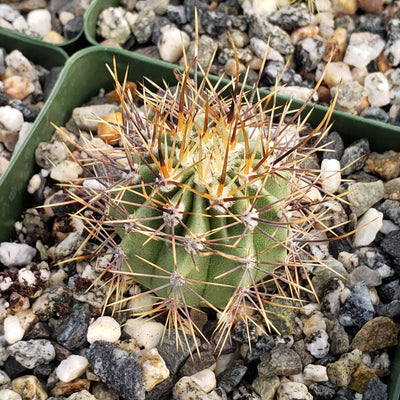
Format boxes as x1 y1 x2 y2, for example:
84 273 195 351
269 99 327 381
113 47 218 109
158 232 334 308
87 341 145 400
340 138 370 176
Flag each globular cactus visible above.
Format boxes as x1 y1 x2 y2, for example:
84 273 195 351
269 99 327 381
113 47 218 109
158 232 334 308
62 47 339 344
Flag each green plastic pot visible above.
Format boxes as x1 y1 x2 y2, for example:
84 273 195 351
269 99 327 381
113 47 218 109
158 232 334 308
0 46 399 399
84 0 400 152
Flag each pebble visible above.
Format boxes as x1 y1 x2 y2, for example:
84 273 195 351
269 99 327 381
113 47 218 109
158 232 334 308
124 318 164 349
173 376 222 400
50 159 83 182
0 242 36 267
0 389 21 400
353 208 383 247
87 316 121 344
7 339 55 369
302 364 329 382
258 343 302 378
72 104 120 132
305 330 330 359
56 354 90 383
323 62 353 88
347 181 384 217
303 313 326 337
87 341 146 400
4 315 25 344
319 158 341 193
252 375 280 400
343 32 386 68
55 301 90 350
190 369 216 393
340 138 370 176
364 150 400 181
380 230 400 259
339 282 375 329
136 347 170 391
12 375 47 400
217 364 247 393
276 381 312 400
0 106 24 132
351 316 400 352
364 72 391 108
157 26 190 63
26 8 52 38
326 349 362 389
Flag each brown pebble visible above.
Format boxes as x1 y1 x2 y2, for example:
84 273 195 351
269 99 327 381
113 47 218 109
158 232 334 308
357 0 383 13
324 28 347 62
3 75 35 100
246 57 263 71
291 25 319 45
105 81 137 103
317 85 331 103
377 52 392 73
97 112 123 145
351 317 400 352
12 375 48 400
384 177 400 200
50 379 91 397
348 362 376 393
364 150 400 181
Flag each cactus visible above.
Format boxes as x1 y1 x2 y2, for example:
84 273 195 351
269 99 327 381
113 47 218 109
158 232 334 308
60 44 341 346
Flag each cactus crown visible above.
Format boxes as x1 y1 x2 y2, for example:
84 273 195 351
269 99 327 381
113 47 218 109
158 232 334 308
60 38 341 350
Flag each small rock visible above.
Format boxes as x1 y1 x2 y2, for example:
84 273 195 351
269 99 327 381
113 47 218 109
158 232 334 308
347 181 384 217
326 319 350 355
97 7 131 45
339 282 375 329
330 81 368 114
326 349 361 389
319 158 341 193
258 343 302 378
347 265 382 288
348 362 375 393
378 200 400 225
364 150 400 181
276 381 312 400
340 138 370 176
353 208 383 247
50 160 83 182
135 347 170 391
43 30 65 44
7 339 55 369
12 375 47 400
27 9 52 38
384 177 400 200
252 375 280 400
217 364 247 393
124 318 164 349
303 313 326 337
173 376 222 400
87 341 145 400
343 32 385 68
4 315 25 344
72 104 120 132
380 230 400 259
56 301 90 350
360 107 390 123
302 364 328 382
191 369 216 393
158 25 190 63
51 379 91 397
364 72 391 107
56 355 89 382
87 316 121 344
323 62 353 88
64 16 83 40
0 242 36 267
351 316 400 352
305 330 330 359
67 390 97 400
3 76 35 100
0 106 24 132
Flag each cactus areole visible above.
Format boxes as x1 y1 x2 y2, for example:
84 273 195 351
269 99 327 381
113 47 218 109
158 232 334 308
70 56 334 324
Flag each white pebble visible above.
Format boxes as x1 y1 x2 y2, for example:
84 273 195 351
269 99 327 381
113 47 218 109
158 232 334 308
323 62 353 88
123 319 164 349
0 106 24 131
0 275 13 291
0 370 10 385
0 242 36 267
191 369 216 393
56 355 89 382
136 348 170 391
343 32 385 68
18 268 37 286
27 9 52 37
380 219 399 234
4 315 25 344
303 364 328 382
50 160 83 182
277 381 312 400
305 330 330 358
320 158 341 193
0 389 22 400
364 72 390 107
158 26 190 63
87 316 121 344
353 208 383 247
